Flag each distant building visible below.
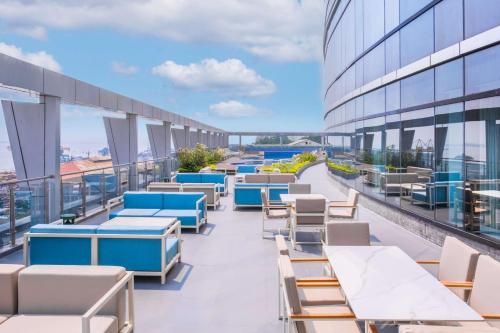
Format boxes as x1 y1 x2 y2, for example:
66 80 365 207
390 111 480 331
288 139 321 146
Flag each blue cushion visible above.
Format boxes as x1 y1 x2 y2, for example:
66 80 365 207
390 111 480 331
154 209 200 226
411 190 428 202
269 187 288 201
30 224 98 234
201 173 225 184
234 188 262 205
29 224 97 265
235 183 269 188
216 185 225 193
109 208 160 219
175 173 202 183
432 172 461 182
97 225 167 235
98 234 179 271
123 192 163 209
162 193 204 210
237 165 257 173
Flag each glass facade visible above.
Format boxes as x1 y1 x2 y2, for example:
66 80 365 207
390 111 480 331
324 0 500 243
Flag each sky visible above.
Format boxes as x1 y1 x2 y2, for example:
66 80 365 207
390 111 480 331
0 0 325 135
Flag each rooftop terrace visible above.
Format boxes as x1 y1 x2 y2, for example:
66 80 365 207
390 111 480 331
0 163 441 332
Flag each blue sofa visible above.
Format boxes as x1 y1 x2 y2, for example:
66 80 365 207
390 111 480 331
236 165 258 174
26 222 181 284
411 172 462 208
173 172 228 195
233 183 288 209
109 191 207 232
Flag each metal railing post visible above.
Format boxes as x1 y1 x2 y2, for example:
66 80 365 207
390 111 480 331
101 169 106 209
60 176 64 215
8 185 16 246
44 178 49 224
81 177 87 217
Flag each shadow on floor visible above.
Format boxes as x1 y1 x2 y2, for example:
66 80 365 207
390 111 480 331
135 262 194 291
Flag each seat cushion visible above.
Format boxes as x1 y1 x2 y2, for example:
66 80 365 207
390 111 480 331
0 265 24 315
268 209 289 218
154 209 200 226
300 305 358 333
30 224 98 234
109 208 160 219
399 325 499 333
0 315 118 333
327 207 354 218
299 287 345 306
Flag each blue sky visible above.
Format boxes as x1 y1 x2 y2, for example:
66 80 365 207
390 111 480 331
0 0 324 156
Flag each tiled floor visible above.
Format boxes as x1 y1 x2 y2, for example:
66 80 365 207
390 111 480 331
1 163 441 332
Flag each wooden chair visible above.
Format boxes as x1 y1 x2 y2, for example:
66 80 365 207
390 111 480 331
261 189 289 238
328 188 359 219
290 198 326 249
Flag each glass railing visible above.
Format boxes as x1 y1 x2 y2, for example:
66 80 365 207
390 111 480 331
0 157 178 253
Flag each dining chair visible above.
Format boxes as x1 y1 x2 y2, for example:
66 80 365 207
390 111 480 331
290 198 326 249
328 188 359 219
323 221 371 246
261 189 289 238
417 236 480 300
401 255 500 332
279 254 378 333
288 183 312 194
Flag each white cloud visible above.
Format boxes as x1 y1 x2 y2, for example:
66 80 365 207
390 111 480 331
112 61 139 75
0 42 62 72
209 100 269 118
152 58 276 96
9 25 47 40
0 0 323 62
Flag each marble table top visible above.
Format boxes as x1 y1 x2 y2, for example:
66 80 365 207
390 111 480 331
323 246 483 322
279 193 327 204
473 190 500 199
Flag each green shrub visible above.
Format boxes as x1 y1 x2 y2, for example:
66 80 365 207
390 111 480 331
296 152 317 163
177 144 225 172
327 161 358 174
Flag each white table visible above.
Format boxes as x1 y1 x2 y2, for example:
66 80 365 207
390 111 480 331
473 190 500 199
103 216 178 228
473 190 500 225
323 246 483 331
279 193 327 204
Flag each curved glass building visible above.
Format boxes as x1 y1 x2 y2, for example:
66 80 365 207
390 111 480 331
323 0 500 244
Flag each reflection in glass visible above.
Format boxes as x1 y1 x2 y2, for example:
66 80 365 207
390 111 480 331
400 9 434 66
435 0 463 51
465 45 500 95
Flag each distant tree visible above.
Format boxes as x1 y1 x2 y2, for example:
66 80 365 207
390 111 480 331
255 136 291 144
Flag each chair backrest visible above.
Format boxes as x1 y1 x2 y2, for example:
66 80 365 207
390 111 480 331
162 192 204 210
245 174 269 183
278 255 306 333
295 198 325 225
275 235 289 256
183 184 215 203
123 191 163 209
438 236 480 300
469 255 500 328
269 174 296 184
18 265 127 328
347 188 359 206
147 183 182 192
324 222 370 246
288 183 311 194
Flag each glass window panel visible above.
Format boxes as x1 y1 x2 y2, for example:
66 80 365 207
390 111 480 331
355 0 364 56
385 113 402 206
364 87 385 117
436 58 464 101
465 0 500 38
435 0 463 51
385 32 400 74
385 0 400 32
400 9 434 67
363 43 385 84
345 66 355 95
401 69 434 109
356 96 364 119
400 0 432 22
355 59 364 88
346 100 356 122
465 45 500 95
386 81 400 112
363 0 385 50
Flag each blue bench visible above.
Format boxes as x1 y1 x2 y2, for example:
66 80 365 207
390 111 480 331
173 172 228 195
236 165 258 174
25 222 181 284
233 183 288 209
411 172 462 209
109 192 207 233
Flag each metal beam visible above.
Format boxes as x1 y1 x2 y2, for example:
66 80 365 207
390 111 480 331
227 131 330 136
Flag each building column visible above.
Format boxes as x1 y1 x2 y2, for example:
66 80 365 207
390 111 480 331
206 131 212 148
197 129 203 146
184 126 191 148
103 113 138 190
239 135 242 154
279 136 283 146
2 96 62 223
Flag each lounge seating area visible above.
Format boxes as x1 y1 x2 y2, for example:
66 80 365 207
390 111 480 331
233 174 296 209
171 172 228 196
148 182 221 209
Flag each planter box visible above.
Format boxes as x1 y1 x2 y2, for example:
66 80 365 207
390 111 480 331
328 167 359 180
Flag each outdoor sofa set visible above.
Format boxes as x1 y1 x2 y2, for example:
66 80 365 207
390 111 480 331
148 182 221 209
23 216 181 284
233 173 296 209
109 191 207 233
0 264 134 333
171 172 228 196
